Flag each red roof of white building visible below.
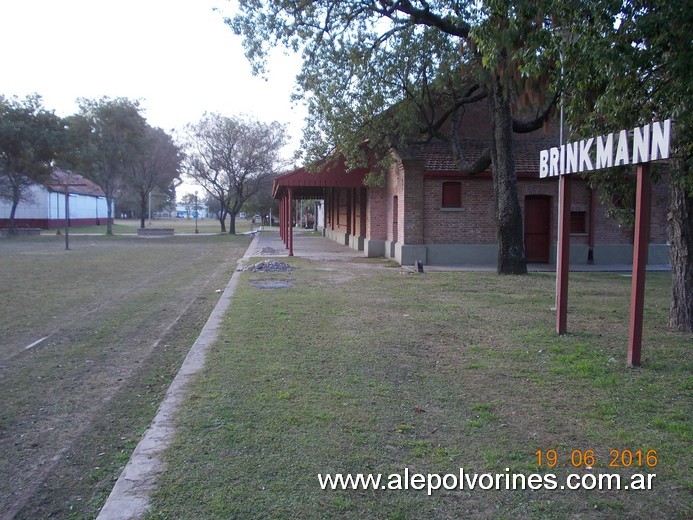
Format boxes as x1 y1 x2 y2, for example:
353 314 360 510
46 169 106 197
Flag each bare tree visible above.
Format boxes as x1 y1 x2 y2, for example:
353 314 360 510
184 113 287 234
124 126 182 229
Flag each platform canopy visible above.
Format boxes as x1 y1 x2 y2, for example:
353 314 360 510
272 155 370 200
273 154 372 256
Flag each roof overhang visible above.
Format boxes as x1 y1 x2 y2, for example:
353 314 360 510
273 156 371 200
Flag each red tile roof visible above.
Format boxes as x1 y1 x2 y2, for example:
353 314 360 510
46 169 106 197
404 137 558 175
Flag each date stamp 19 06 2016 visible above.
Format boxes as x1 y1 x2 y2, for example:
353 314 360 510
535 449 658 469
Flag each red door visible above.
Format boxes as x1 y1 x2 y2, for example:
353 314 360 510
525 196 551 263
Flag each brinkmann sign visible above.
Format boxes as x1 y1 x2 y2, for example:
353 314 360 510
539 119 671 177
544 118 673 367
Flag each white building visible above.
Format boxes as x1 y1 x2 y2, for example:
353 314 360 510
175 202 208 219
0 169 112 229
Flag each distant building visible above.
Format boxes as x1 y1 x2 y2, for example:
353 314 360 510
0 169 113 229
175 202 208 219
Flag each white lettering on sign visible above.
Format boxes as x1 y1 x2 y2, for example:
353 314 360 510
596 133 613 170
539 119 671 178
578 138 593 172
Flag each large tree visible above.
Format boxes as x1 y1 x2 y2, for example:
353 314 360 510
558 0 693 332
230 1 557 274
184 113 287 234
0 94 65 234
124 125 182 229
241 174 280 226
65 97 148 235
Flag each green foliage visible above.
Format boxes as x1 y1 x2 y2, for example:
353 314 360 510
66 97 148 179
557 1 693 331
229 1 478 168
0 94 66 227
0 93 66 179
63 97 151 233
230 1 566 274
240 174 279 222
229 1 561 169
562 0 693 193
124 125 182 227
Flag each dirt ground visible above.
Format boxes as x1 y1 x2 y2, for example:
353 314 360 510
0 234 250 519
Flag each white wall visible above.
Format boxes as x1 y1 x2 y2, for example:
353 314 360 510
51 192 110 219
0 185 48 218
0 186 111 221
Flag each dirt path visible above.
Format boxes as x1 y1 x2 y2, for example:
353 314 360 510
0 235 250 519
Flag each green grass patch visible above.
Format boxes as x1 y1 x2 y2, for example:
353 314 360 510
147 268 691 519
45 217 255 235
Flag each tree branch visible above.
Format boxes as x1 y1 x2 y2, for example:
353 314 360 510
448 107 492 174
377 0 471 38
512 91 559 133
432 86 488 134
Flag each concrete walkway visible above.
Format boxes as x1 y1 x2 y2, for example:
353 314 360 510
248 228 362 262
96 235 259 520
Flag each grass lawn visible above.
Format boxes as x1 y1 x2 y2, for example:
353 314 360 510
146 260 691 519
0 233 252 519
50 217 258 235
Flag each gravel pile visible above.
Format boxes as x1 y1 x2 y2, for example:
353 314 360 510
245 260 293 272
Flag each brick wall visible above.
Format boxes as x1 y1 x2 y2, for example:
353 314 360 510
419 174 669 247
402 159 426 244
650 173 669 243
423 177 496 244
385 160 405 242
589 173 669 245
366 186 388 240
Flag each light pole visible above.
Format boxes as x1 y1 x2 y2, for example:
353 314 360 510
194 191 199 234
555 30 572 334
59 180 86 250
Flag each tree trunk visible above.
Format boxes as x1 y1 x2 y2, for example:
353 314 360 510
218 207 227 232
228 210 237 235
488 79 527 275
8 196 19 236
106 196 114 235
139 193 147 229
668 166 693 332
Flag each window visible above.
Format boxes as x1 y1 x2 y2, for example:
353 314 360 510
570 211 587 234
442 182 462 208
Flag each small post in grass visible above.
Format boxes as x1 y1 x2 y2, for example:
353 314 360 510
194 191 199 234
59 180 86 250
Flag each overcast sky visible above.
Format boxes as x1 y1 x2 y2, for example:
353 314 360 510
0 0 306 194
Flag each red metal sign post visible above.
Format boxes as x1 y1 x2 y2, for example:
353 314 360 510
627 164 651 366
287 187 294 256
556 175 571 335
540 120 670 366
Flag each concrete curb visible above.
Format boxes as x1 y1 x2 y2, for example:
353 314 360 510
96 234 260 519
